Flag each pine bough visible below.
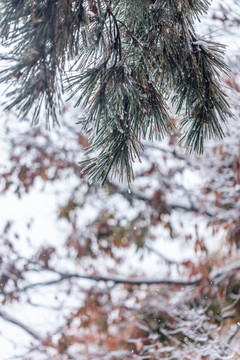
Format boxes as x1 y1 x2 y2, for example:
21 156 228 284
0 0 232 183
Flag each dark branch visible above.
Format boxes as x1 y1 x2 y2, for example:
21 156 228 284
145 244 181 265
0 310 43 341
3 273 201 297
4 264 240 298
225 323 240 348
107 181 214 217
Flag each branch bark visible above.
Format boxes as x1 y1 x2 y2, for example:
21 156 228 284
0 310 43 341
3 264 240 297
3 273 201 297
145 244 181 265
107 181 214 217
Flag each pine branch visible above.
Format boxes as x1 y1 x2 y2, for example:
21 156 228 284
174 36 232 153
0 0 232 183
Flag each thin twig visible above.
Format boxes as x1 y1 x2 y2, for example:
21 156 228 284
0 310 43 341
145 244 181 265
107 181 214 217
225 323 240 348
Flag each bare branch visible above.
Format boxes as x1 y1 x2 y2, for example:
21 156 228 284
225 323 240 348
145 244 181 265
0 310 43 341
3 263 240 299
107 181 214 217
3 273 201 297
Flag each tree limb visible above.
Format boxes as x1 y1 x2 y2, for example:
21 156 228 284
0 310 43 341
3 273 201 297
107 181 214 217
145 244 181 265
4 264 240 298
